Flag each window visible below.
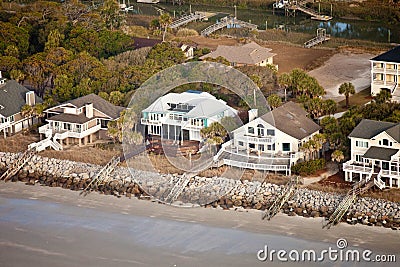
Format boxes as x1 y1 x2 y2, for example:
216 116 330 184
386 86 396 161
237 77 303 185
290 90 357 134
248 127 254 134
238 141 244 146
257 124 264 136
267 144 275 151
382 139 389 146
355 140 368 148
355 154 363 162
267 129 275 136
282 143 290 152
258 144 264 151
249 143 255 149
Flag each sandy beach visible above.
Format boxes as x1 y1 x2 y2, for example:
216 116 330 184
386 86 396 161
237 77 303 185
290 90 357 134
0 182 399 267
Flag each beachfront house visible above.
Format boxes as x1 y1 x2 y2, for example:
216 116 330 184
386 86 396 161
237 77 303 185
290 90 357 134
370 46 400 102
214 102 321 175
37 94 125 149
200 42 277 68
0 73 42 138
141 90 237 146
343 119 400 189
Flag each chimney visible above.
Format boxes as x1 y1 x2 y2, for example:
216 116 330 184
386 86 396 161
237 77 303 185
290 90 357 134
25 91 35 106
248 109 258 122
85 103 93 118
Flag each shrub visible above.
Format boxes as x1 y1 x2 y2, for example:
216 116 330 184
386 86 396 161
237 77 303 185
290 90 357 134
291 159 326 176
176 28 199 37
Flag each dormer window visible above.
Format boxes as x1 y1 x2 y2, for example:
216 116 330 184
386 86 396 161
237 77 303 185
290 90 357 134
248 127 254 134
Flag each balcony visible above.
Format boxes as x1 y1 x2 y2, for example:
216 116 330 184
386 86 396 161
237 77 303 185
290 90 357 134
0 121 10 131
53 124 101 140
343 161 373 174
141 118 162 125
236 135 275 144
385 68 399 74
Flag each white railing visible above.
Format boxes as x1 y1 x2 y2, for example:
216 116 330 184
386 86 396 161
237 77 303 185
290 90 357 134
236 135 275 144
343 161 373 173
374 170 386 190
169 12 206 29
213 140 232 161
141 118 162 125
0 121 10 131
29 137 62 152
54 124 101 140
223 159 288 172
381 169 400 178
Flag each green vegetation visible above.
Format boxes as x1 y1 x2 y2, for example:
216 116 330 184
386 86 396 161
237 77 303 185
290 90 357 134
291 158 326 176
338 82 355 108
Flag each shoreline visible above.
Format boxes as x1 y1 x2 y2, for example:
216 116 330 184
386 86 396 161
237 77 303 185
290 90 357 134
1 181 399 255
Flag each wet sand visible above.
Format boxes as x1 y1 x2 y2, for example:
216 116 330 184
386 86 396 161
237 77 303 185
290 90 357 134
0 182 399 266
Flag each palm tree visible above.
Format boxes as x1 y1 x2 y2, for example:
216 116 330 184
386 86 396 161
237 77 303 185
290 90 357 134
159 13 172 42
338 82 355 108
20 104 34 127
267 94 282 109
278 73 292 101
200 122 227 149
331 150 344 171
374 90 392 104
323 99 337 115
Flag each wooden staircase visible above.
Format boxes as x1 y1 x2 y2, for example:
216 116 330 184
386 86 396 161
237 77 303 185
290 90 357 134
262 176 302 220
161 173 195 204
81 156 121 195
0 148 36 182
169 12 206 29
323 178 376 229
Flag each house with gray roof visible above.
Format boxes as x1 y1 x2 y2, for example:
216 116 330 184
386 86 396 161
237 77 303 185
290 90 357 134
370 46 400 102
200 42 277 68
343 119 400 189
0 73 42 138
141 90 237 144
214 102 321 176
36 93 125 150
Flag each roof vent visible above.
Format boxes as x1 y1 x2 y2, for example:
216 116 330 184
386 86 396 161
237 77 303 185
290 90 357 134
300 128 307 133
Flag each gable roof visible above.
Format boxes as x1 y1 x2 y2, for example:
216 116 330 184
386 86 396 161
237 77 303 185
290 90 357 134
371 46 400 63
363 146 399 161
200 42 276 65
133 37 162 49
349 119 397 139
61 94 124 119
260 101 320 140
0 80 42 117
385 124 400 142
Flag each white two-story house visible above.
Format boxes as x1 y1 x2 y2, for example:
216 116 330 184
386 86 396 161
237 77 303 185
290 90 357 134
35 94 124 150
214 102 321 175
343 119 400 188
0 73 42 138
141 90 237 145
370 46 400 102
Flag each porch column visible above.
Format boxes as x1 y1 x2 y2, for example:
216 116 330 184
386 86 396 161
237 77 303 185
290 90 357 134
84 136 87 145
89 134 93 143
79 138 82 147
65 138 69 146
349 172 353 182
389 177 393 188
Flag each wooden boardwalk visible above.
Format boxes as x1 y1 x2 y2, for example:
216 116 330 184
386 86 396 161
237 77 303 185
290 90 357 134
304 28 330 48
169 12 207 29
201 16 257 36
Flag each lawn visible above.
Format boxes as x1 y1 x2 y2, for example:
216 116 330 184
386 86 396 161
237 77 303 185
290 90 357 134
337 87 372 112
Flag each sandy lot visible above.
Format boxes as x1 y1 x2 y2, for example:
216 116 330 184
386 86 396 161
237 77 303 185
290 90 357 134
308 52 377 101
186 36 334 74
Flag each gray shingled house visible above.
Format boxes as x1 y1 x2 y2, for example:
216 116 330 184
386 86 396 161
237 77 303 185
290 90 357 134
0 73 42 138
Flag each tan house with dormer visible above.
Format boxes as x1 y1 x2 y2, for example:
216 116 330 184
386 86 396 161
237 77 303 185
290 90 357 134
35 94 124 150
